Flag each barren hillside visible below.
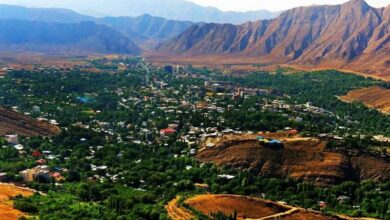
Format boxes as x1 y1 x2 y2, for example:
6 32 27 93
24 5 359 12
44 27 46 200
196 135 390 185
0 107 60 137
341 86 390 114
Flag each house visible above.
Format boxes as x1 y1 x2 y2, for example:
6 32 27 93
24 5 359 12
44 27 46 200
217 174 235 180
164 65 174 73
194 183 210 191
32 150 42 158
19 165 50 183
14 144 24 151
318 201 327 208
288 129 299 135
0 172 8 182
160 128 177 137
51 172 65 182
337 196 351 204
5 135 18 145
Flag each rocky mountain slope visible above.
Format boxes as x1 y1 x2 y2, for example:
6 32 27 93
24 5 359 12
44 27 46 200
0 107 60 137
98 14 196 45
159 0 390 77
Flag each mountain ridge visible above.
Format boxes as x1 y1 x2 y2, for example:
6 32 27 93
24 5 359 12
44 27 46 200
0 19 140 54
0 4 196 47
158 0 390 77
0 0 279 24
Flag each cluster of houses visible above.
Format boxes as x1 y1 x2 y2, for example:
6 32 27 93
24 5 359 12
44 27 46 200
0 134 67 183
18 149 67 183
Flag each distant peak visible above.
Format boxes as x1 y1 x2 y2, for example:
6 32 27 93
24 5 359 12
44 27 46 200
343 0 370 7
342 0 372 13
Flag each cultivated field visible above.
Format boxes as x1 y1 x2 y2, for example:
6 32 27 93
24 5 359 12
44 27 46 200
167 194 380 220
341 86 390 114
0 184 35 220
167 194 339 220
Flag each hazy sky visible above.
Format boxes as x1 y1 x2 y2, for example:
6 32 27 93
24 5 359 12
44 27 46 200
0 0 388 13
188 0 389 11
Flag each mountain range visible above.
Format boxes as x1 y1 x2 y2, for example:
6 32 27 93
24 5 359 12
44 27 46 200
0 0 388 78
158 0 389 77
0 4 196 50
0 0 279 24
0 19 140 54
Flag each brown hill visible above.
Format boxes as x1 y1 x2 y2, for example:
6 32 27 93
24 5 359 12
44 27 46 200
340 86 390 114
0 107 60 137
196 134 390 185
158 0 390 79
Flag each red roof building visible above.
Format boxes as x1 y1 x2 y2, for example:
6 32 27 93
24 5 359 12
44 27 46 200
160 128 177 136
36 159 46 165
32 150 42 158
288 129 299 135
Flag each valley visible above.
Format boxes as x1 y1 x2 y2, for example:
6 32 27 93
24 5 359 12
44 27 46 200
0 57 388 219
0 0 388 219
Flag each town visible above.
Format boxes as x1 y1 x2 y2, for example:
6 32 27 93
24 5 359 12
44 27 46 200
0 57 389 219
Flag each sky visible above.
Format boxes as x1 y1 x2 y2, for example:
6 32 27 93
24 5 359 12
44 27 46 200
188 0 389 11
0 0 387 14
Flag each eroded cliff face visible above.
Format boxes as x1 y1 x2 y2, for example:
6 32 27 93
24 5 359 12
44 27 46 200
196 138 390 186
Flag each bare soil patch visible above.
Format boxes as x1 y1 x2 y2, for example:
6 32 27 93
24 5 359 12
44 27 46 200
341 86 390 114
185 194 287 219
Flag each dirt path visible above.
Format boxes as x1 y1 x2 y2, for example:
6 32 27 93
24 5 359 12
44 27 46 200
166 197 196 220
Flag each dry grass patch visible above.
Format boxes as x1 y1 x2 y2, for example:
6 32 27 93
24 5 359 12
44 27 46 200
341 86 390 114
0 184 35 220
